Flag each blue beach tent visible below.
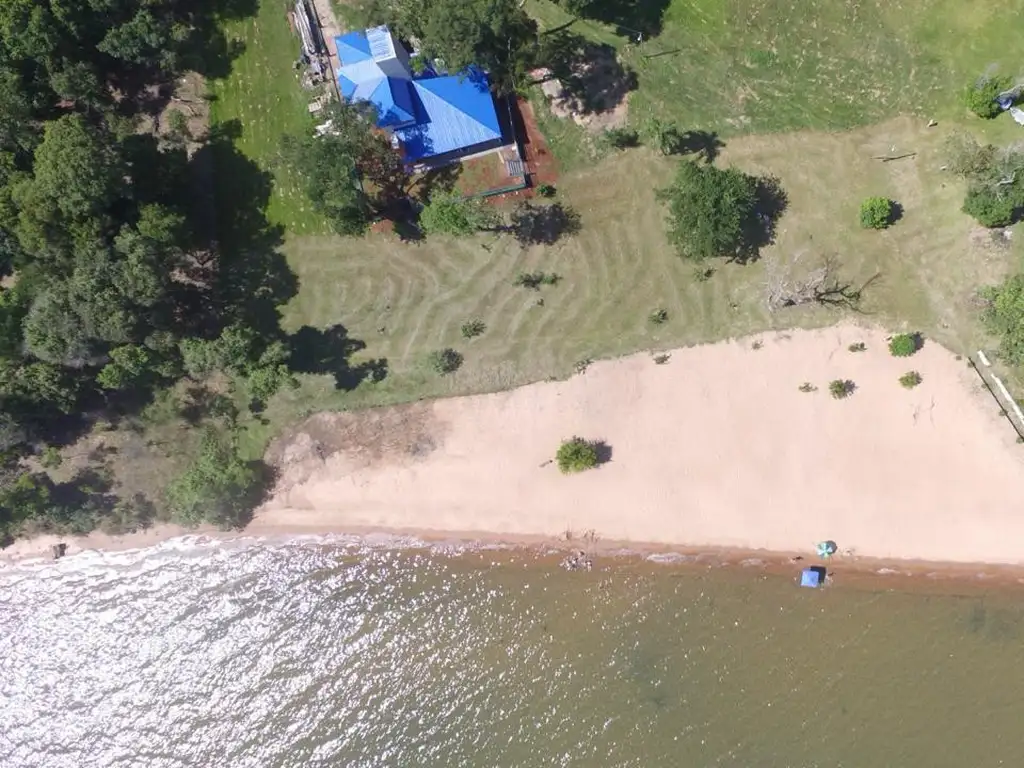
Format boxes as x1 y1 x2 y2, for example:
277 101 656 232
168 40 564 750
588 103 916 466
800 567 825 588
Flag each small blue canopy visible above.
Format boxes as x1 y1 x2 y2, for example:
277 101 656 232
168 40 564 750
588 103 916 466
800 568 824 588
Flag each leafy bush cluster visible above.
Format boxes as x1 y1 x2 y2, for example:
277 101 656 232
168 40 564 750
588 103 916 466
514 271 561 289
899 371 923 389
829 379 855 399
428 348 463 375
461 320 486 339
888 333 921 357
555 437 600 474
981 274 1024 365
943 132 1024 228
963 74 1012 119
859 197 895 229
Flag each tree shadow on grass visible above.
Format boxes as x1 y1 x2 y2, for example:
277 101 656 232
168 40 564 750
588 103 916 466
289 324 388 390
573 0 673 37
193 120 297 337
736 175 789 264
539 33 638 116
508 202 582 246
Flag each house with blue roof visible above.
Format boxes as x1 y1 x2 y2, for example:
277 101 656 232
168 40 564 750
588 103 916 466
334 25 506 165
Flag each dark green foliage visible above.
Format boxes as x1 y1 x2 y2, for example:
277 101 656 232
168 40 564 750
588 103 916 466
798 382 817 393
96 345 156 390
942 132 1024 227
859 196 894 229
829 379 855 399
899 371 923 389
555 436 599 474
383 0 538 93
514 271 561 289
648 308 668 325
39 445 62 469
419 191 498 236
461 319 486 338
428 347 463 375
962 184 1019 227
888 333 920 357
166 429 270 530
658 160 779 262
963 75 1012 119
537 184 556 198
981 274 1024 365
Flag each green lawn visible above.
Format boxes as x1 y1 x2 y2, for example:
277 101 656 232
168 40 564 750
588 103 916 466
170 0 1023 463
529 0 1024 135
209 1 330 234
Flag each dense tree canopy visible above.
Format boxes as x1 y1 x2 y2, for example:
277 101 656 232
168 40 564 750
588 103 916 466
0 0 284 544
373 0 538 92
280 103 411 234
658 161 759 262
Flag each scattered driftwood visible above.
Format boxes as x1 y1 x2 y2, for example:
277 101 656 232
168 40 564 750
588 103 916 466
764 253 869 311
871 152 916 163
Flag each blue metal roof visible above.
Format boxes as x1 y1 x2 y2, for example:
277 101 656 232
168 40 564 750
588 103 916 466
335 32 372 65
396 72 501 161
369 78 417 128
334 26 501 161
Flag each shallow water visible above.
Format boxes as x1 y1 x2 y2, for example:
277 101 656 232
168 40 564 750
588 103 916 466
2 538 1023 767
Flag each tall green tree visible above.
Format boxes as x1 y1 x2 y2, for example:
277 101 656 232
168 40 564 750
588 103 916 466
658 160 759 262
383 0 537 92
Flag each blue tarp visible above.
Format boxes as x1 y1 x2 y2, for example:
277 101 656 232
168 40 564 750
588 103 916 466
800 568 823 588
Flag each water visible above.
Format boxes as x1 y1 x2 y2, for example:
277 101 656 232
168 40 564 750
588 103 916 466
2 538 1024 767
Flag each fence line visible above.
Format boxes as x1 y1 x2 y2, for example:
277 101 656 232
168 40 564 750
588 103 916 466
970 351 1024 441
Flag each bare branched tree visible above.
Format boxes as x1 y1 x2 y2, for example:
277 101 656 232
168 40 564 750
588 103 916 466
764 253 871 312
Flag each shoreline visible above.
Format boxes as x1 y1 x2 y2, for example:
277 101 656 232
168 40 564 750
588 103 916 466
6 323 1024 593
5 520 1024 593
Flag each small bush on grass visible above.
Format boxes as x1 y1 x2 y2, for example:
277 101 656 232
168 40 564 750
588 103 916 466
899 371 923 389
962 185 1020 228
848 342 866 353
556 437 599 474
537 183 556 198
428 348 463 375
648 308 668 325
829 379 855 399
888 333 920 357
693 265 715 282
860 196 895 229
461 319 486 339
964 74 1012 119
514 271 561 289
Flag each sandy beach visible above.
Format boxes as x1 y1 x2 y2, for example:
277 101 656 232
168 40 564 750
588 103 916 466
5 324 1024 568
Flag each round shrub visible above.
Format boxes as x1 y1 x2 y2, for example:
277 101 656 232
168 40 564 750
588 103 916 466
899 371 923 389
555 437 599 474
428 348 463 375
888 333 920 357
962 185 1018 228
461 319 486 339
963 75 1011 119
859 196 894 229
829 379 854 399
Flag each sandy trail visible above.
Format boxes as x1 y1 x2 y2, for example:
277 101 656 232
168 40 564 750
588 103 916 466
5 325 1023 568
261 324 1024 565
